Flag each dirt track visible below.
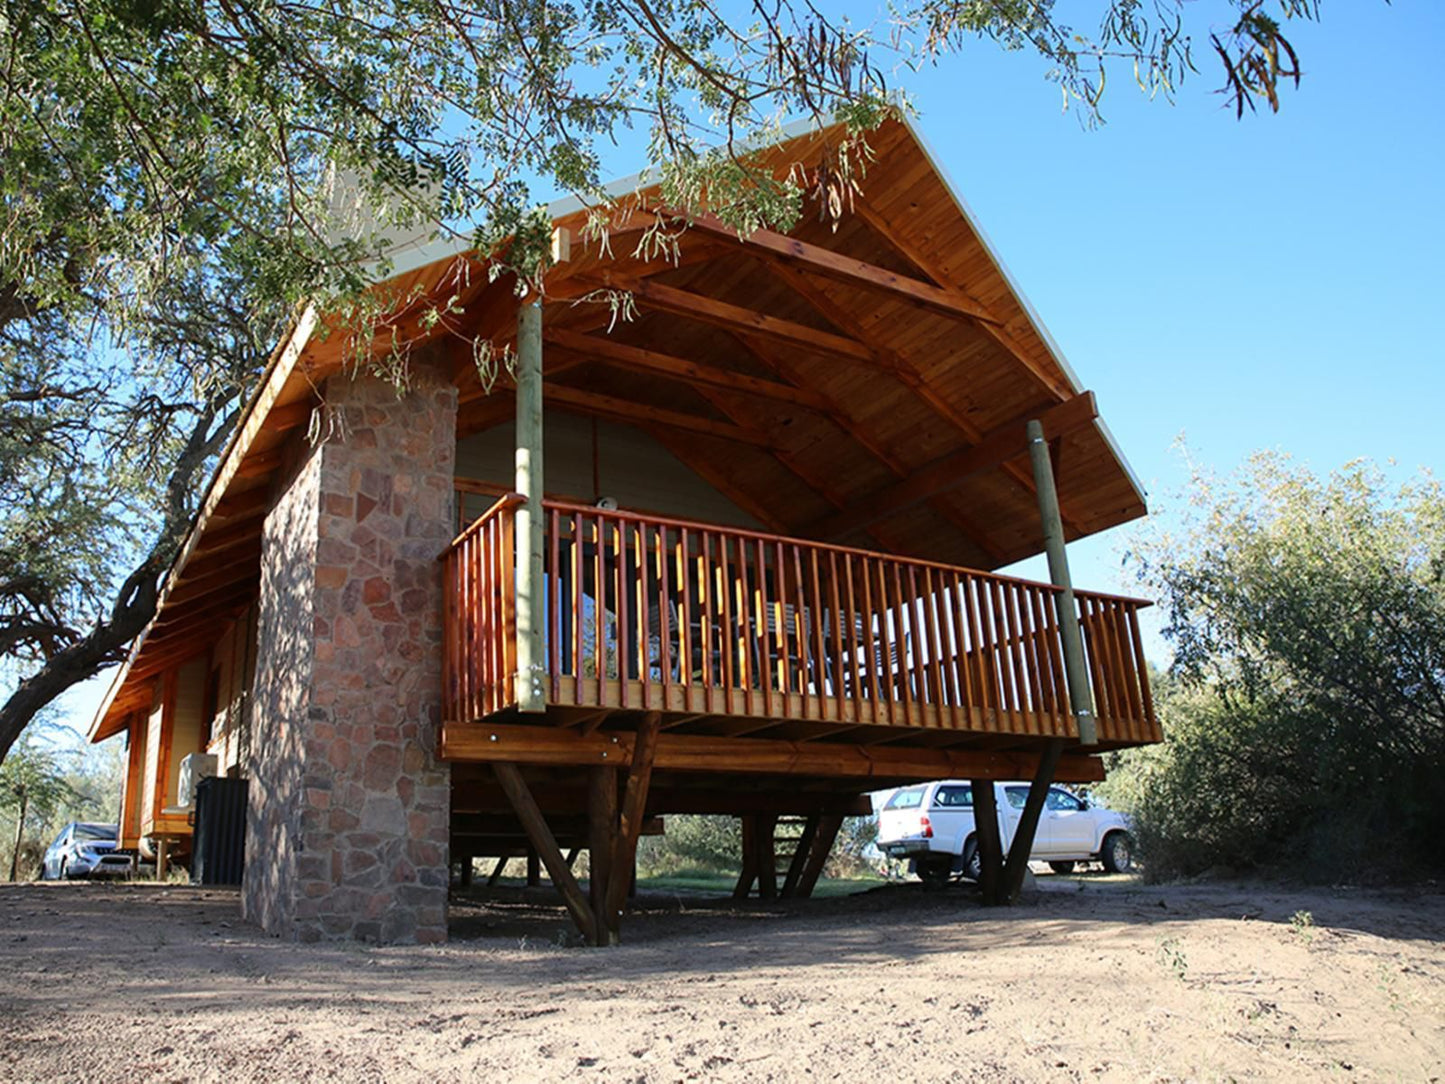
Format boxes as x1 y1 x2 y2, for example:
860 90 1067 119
1 876 1441 1082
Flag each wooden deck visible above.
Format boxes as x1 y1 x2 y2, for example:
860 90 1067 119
442 494 1158 755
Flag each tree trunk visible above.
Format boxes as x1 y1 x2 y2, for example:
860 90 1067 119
10 790 28 882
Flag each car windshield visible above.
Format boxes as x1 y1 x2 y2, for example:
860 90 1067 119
884 786 927 810
74 823 117 842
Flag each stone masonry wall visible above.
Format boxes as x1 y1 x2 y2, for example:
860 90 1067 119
242 363 457 944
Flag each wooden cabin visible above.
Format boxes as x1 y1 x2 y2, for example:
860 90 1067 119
89 116 1158 945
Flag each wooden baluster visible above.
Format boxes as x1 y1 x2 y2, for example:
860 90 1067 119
615 517 628 708
658 523 673 709
974 576 1002 727
701 533 717 711
592 516 604 705
678 527 693 712
636 522 650 709
718 532 735 716
571 513 584 698
789 544 809 718
922 568 949 726
754 538 773 718
1028 586 1063 735
1128 603 1158 739
828 551 846 724
842 555 867 724
942 571 968 725
858 557 885 725
906 565 932 721
987 578 1020 730
1012 582 1044 735
734 535 756 716
888 561 915 726
776 542 795 715
1104 598 1140 742
1077 596 1110 735
501 509 517 710
808 549 827 720
549 508 561 703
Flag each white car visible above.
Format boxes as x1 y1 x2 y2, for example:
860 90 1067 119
877 780 1133 886
41 822 133 880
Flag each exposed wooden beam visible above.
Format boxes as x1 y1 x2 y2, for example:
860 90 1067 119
729 333 1008 565
756 257 1085 532
846 198 1076 403
643 428 792 533
211 486 271 520
808 393 1099 539
542 326 833 411
543 382 772 447
587 272 875 363
603 712 662 938
678 211 1001 326
259 400 316 433
440 722 1107 783
492 762 597 943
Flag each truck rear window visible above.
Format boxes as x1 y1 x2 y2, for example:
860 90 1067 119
933 785 974 808
884 786 926 810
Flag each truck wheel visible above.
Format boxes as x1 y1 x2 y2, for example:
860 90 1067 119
1047 860 1076 875
1100 832 1133 874
918 857 952 890
962 838 982 882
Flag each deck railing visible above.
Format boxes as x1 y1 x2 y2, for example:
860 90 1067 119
443 495 1158 745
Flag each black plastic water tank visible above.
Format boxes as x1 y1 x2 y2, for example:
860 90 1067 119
191 776 249 886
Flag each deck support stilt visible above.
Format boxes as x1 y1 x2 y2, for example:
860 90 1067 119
779 814 821 898
458 856 473 889
487 855 507 887
492 762 598 944
601 712 662 942
733 815 759 899
795 814 844 899
587 765 618 945
754 815 779 900
526 848 541 887
998 739 1065 905
970 779 1005 903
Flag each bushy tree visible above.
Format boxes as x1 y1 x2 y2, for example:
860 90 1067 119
1106 454 1445 882
0 1 1382 765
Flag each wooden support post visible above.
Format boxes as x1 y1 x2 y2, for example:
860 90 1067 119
458 856 474 889
970 779 1005 905
999 738 1066 905
603 712 662 941
754 814 779 901
526 847 541 887
780 814 821 898
154 838 169 882
733 815 759 899
515 300 547 712
587 765 617 946
566 847 579 867
795 814 844 898
487 855 507 887
1026 418 1097 746
492 762 597 943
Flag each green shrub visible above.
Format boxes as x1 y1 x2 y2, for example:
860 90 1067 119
1102 455 1445 884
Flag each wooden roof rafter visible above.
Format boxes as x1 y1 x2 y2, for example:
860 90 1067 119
724 332 1008 565
758 257 1088 535
843 195 1075 404
808 392 1101 539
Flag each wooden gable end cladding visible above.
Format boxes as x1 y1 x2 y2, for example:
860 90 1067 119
89 114 1147 744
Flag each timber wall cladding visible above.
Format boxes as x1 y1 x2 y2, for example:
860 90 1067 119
454 410 761 528
242 364 457 945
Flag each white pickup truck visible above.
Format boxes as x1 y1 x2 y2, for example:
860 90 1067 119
876 779 1133 886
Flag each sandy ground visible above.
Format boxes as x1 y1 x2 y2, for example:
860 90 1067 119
0 875 1441 1083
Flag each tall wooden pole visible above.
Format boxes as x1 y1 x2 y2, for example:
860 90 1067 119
515 300 546 713
1026 419 1097 746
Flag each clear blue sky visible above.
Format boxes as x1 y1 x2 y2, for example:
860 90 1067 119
49 1 1445 742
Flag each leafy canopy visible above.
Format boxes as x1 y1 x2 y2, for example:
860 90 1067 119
1103 454 1445 881
0 1 1362 764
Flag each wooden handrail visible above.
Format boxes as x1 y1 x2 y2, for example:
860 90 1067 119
443 491 1158 745
448 491 525 551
